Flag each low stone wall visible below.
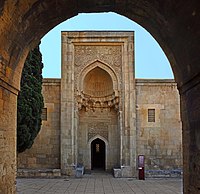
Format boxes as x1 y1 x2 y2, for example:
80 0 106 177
113 168 182 178
17 79 61 170
145 169 182 178
113 166 133 178
17 169 61 178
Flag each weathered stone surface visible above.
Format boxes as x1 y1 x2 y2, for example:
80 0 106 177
17 79 61 169
17 169 61 178
61 31 136 175
136 79 182 172
113 168 122 178
145 169 182 178
180 82 200 194
0 1 200 193
17 32 182 180
0 87 17 194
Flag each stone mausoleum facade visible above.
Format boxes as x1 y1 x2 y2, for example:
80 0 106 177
17 31 182 177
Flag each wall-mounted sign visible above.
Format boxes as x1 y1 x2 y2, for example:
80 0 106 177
138 155 145 168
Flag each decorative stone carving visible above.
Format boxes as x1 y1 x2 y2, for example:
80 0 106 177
75 61 120 111
88 122 108 141
74 45 121 68
76 92 119 111
74 45 122 89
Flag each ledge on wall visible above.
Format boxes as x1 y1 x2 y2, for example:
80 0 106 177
17 168 61 178
145 169 182 178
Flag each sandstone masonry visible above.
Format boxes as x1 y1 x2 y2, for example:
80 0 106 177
17 32 182 178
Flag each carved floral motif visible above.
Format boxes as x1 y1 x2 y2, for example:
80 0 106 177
88 122 108 141
74 45 121 68
74 44 122 112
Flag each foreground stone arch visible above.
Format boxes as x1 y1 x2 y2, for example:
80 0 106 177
0 1 200 193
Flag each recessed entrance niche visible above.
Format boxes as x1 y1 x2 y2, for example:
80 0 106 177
61 32 135 176
77 63 120 171
91 138 105 170
83 67 114 97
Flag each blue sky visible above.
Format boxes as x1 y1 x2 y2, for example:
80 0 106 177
40 12 173 79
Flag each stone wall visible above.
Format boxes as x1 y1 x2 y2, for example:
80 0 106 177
17 79 61 169
0 87 17 193
17 78 183 177
136 79 182 174
78 108 119 170
60 31 136 176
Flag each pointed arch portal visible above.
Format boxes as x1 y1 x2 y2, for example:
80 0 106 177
91 138 106 170
78 60 119 95
83 67 114 97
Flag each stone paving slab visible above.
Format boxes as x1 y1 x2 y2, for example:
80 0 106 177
17 173 182 194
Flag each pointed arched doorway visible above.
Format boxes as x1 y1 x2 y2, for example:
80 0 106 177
91 138 106 170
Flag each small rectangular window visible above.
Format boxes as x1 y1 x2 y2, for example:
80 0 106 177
96 144 100 153
148 109 155 122
41 108 47 121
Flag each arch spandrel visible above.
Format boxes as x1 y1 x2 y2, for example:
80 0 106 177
88 135 108 146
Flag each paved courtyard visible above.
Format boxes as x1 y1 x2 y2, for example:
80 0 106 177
17 173 182 194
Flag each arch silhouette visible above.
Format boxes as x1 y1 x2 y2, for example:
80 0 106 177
88 134 108 146
91 138 106 169
78 60 119 96
0 1 199 193
88 135 108 170
83 67 114 97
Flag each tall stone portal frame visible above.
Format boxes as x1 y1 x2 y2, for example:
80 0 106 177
0 1 200 193
61 31 136 176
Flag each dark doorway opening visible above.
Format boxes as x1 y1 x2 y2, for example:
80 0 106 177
91 138 105 170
